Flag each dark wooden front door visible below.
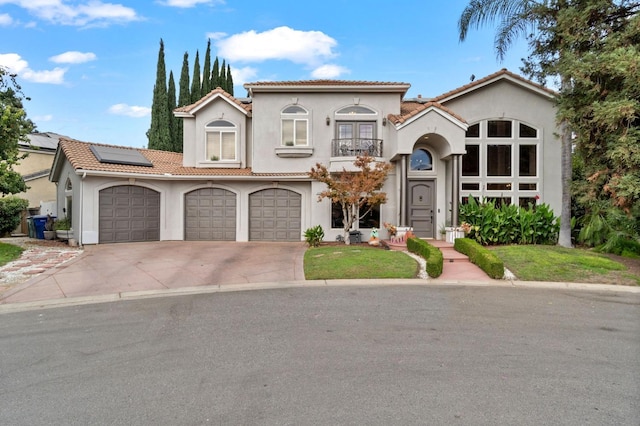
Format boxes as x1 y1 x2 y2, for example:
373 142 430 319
408 180 435 238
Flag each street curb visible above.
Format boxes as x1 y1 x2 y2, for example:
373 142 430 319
0 278 638 314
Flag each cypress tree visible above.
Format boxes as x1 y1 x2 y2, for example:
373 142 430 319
147 39 172 151
167 71 181 153
211 56 220 89
226 63 234 95
202 39 211 96
220 60 227 92
176 52 190 152
190 50 201 103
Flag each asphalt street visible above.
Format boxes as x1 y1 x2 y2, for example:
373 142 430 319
1 285 638 425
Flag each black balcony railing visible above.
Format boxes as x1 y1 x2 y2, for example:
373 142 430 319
331 138 383 157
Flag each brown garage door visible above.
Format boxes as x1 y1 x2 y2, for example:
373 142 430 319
249 188 301 241
185 188 236 241
99 186 160 243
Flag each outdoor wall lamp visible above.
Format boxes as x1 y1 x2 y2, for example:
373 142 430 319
382 117 387 126
326 116 331 125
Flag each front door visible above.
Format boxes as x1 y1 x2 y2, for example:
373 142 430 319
408 180 435 238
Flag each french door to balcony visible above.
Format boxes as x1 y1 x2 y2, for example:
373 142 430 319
337 122 375 156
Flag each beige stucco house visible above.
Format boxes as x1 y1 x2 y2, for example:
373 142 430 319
49 69 561 245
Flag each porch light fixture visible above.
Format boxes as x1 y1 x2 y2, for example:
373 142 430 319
326 116 331 126
382 117 387 126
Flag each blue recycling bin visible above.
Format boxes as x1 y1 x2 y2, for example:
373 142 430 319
32 215 55 239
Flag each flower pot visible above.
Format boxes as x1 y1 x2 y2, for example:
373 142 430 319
56 230 73 241
445 227 465 244
43 230 56 240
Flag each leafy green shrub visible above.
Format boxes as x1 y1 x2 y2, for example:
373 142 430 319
407 237 443 278
454 238 504 279
0 196 28 237
304 224 324 247
459 197 559 245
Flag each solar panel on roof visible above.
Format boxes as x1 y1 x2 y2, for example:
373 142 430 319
90 145 153 167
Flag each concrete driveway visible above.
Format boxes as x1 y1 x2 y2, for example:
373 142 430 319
1 241 307 305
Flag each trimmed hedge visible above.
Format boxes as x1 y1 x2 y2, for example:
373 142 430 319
407 237 443 278
454 238 504 279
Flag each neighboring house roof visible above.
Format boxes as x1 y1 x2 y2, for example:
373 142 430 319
21 132 69 151
244 80 411 95
22 169 52 181
174 87 252 117
50 138 308 182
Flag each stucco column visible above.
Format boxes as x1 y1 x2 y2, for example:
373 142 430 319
400 155 407 226
451 155 460 227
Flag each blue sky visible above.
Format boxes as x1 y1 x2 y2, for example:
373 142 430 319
0 0 531 148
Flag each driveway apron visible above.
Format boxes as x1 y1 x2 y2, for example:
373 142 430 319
0 241 307 304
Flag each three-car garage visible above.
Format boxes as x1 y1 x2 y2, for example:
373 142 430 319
97 185 302 243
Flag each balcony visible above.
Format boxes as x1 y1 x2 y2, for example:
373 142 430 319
331 138 383 157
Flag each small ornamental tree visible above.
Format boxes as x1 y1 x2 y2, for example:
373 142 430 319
309 155 393 245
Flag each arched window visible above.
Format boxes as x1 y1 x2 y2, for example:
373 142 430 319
206 119 237 161
281 105 308 146
336 105 377 115
410 148 433 171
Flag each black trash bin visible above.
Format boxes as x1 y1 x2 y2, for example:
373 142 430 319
349 230 362 244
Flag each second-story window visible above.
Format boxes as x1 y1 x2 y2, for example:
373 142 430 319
334 105 380 156
206 119 237 161
281 105 308 146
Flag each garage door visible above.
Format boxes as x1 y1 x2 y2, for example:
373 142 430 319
249 189 301 241
185 188 236 241
99 186 160 243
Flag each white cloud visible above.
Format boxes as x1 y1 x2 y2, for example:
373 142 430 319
0 0 140 27
108 103 151 118
0 13 13 26
216 26 337 67
311 64 350 79
23 67 67 84
206 31 227 40
161 0 224 7
0 53 67 84
50 51 97 64
228 66 257 87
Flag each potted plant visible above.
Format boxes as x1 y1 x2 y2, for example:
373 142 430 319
54 217 73 240
43 215 56 240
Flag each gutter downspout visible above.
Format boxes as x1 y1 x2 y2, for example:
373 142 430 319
79 171 86 246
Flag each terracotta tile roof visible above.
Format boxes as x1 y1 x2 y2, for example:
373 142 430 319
57 138 307 178
174 87 252 114
389 101 467 125
245 79 410 87
432 68 556 102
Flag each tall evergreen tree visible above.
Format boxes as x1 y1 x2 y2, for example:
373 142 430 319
176 52 190 153
220 60 227 92
202 39 212 95
147 39 172 151
211 56 220 89
226 63 234 95
167 71 181 153
190 50 201 103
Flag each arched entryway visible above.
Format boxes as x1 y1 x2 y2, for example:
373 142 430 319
408 147 436 238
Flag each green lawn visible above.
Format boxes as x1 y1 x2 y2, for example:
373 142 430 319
304 245 418 280
490 245 640 286
0 242 24 267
